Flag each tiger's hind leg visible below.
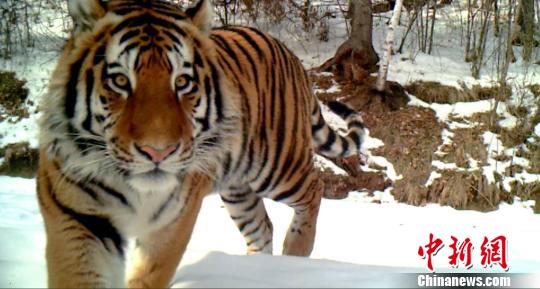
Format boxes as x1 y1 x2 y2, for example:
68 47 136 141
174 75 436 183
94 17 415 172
221 189 274 254
273 168 323 256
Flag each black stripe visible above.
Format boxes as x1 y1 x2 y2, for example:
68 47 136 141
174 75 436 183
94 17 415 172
95 114 105 123
151 191 175 222
194 117 209 131
112 8 137 16
120 42 139 57
221 195 245 204
238 217 256 232
243 141 255 175
163 29 182 45
227 189 251 199
111 14 187 38
51 191 125 256
60 173 102 204
273 176 306 202
311 115 325 133
93 44 106 65
281 65 301 185
65 49 89 118
185 0 205 18
193 50 204 67
111 17 138 35
243 218 265 237
327 100 356 119
82 69 94 133
233 90 250 172
244 197 259 212
211 34 243 70
215 54 240 93
246 236 261 247
320 130 337 152
155 10 187 21
351 133 361 148
90 180 132 209
350 120 365 129
67 123 106 155
269 54 277 128
203 76 212 131
249 138 269 183
274 138 297 186
107 63 121 69
223 152 232 175
257 43 287 193
232 38 260 93
96 0 106 10
244 27 277 61
119 29 140 44
223 27 264 59
210 63 224 122
341 136 349 154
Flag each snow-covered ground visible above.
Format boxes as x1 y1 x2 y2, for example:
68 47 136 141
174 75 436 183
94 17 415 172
1 176 540 287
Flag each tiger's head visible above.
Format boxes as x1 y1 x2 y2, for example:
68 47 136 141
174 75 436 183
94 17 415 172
41 0 235 192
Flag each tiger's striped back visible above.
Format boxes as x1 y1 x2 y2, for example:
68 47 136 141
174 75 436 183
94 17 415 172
210 26 365 191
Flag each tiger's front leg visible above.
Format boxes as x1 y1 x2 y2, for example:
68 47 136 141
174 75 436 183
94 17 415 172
126 172 212 288
44 218 125 288
38 162 125 288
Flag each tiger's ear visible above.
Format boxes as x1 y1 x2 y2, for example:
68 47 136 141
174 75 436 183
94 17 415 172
68 0 107 34
185 0 213 34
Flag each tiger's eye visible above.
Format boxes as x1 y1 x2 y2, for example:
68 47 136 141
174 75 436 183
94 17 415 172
113 74 129 88
175 75 190 90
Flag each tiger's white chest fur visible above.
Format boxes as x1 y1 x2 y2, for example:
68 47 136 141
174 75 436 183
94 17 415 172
101 173 187 238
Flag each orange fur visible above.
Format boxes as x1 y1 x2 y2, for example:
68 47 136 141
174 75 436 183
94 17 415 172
37 1 364 287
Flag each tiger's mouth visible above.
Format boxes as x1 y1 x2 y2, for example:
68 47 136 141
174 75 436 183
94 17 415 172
126 167 180 193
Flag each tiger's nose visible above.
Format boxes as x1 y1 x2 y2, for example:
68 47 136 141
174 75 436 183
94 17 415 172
135 143 179 163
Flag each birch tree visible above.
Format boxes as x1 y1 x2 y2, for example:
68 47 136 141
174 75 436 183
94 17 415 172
375 0 404 91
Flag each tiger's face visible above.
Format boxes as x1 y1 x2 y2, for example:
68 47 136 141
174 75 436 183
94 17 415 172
45 0 222 191
101 45 196 180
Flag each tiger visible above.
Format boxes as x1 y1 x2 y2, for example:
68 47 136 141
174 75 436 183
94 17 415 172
37 0 366 287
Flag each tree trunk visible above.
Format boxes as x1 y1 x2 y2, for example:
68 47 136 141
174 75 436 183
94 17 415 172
318 0 379 80
376 0 404 91
349 0 379 67
520 0 535 61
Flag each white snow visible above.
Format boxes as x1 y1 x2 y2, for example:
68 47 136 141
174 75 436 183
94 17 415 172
1 176 540 288
480 132 540 188
314 154 348 176
425 171 442 187
0 52 58 148
408 95 494 123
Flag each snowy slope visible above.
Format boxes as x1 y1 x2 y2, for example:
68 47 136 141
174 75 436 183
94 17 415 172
1 176 540 288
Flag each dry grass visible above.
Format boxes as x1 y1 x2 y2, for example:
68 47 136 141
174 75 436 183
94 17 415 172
0 70 30 121
426 170 505 211
311 73 538 212
0 142 39 178
439 125 488 167
528 84 540 97
317 154 390 200
404 80 511 104
528 139 540 174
